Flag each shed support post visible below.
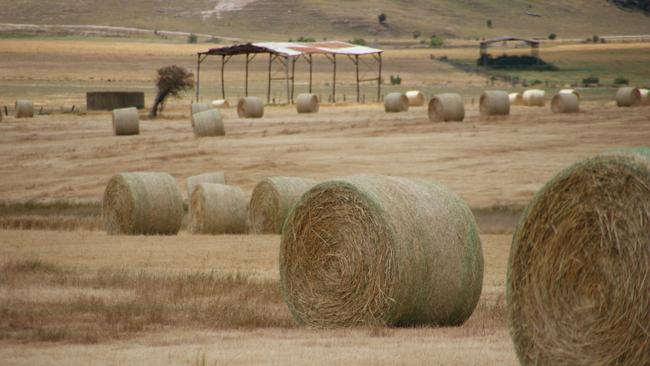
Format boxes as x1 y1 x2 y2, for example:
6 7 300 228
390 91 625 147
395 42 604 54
332 54 337 103
267 53 272 104
285 56 290 104
221 55 226 99
355 55 360 103
308 54 313 93
291 57 296 103
196 54 201 101
377 53 382 103
245 53 250 97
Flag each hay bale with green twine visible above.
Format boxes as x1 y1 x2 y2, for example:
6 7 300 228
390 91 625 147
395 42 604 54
15 100 34 118
296 93 319 114
237 97 264 118
384 93 409 113
480 90 510 119
551 92 579 114
280 174 484 327
112 107 139 136
187 172 227 197
428 93 465 122
522 89 546 107
190 183 248 234
507 149 650 366
248 177 318 234
102 172 184 235
405 91 425 106
192 109 225 137
616 87 642 107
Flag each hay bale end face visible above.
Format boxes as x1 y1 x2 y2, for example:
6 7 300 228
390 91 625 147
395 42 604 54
428 93 465 122
111 107 140 136
551 92 579 114
280 175 483 327
616 87 642 107
480 91 510 118
192 109 225 137
507 150 650 365
405 91 425 107
190 183 248 234
522 89 546 107
15 100 34 118
102 172 184 235
187 172 227 197
248 177 318 234
296 93 320 114
237 97 264 118
509 93 523 106
638 89 649 106
211 99 230 109
384 93 409 113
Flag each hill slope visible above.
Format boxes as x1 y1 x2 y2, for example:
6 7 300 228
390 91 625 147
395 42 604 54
1 0 649 41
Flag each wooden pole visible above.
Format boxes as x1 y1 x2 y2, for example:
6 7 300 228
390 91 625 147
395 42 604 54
285 57 290 104
308 54 313 93
291 57 296 103
355 55 360 103
267 53 272 104
377 53 382 103
221 55 226 99
196 54 201 101
332 54 337 103
245 53 250 97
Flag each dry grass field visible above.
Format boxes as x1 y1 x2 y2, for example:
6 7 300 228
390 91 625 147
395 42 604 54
1 37 649 365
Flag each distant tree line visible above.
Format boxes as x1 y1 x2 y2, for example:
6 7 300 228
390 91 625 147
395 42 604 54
608 0 650 14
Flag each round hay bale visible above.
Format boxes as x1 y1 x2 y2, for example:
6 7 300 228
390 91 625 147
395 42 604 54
616 87 642 107
192 109 225 137
15 100 34 118
248 177 318 234
237 97 264 118
405 91 425 107
507 151 650 366
211 99 230 109
187 172 227 197
480 91 510 118
428 93 465 122
522 89 546 107
111 107 139 136
551 92 579 114
559 89 581 100
639 88 649 106
280 174 483 327
102 172 184 235
190 183 248 234
384 93 409 113
296 93 320 114
509 93 523 106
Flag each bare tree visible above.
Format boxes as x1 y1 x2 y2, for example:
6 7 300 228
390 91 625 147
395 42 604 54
150 65 194 117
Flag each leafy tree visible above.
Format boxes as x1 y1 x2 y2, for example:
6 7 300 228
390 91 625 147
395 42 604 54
548 33 557 40
487 19 493 28
378 13 387 24
150 65 194 117
429 35 444 48
614 76 629 85
349 38 367 46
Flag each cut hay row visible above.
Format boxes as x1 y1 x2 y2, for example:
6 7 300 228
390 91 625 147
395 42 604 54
237 97 264 118
248 177 318 234
522 89 546 107
15 100 34 118
551 92 580 114
187 172 227 197
509 92 523 106
384 93 409 113
507 149 650 365
102 172 184 235
296 93 319 114
428 93 465 122
211 99 230 108
405 91 425 107
480 90 510 118
189 183 248 234
111 107 139 136
192 109 225 137
280 175 483 327
616 87 642 107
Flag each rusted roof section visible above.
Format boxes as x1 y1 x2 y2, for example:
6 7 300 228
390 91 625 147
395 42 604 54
480 37 540 46
199 41 382 57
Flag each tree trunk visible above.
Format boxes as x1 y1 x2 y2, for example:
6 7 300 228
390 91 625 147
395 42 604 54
149 90 170 118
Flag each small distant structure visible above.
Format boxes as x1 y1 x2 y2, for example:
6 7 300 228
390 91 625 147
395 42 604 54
86 92 145 111
479 37 541 66
195 41 383 104
525 11 542 17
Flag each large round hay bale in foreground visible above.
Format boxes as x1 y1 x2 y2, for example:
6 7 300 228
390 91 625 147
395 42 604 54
187 172 227 196
248 177 318 234
428 93 465 122
480 91 510 118
190 183 248 234
507 150 650 366
296 93 319 114
616 87 642 107
15 100 34 118
192 110 225 137
102 172 184 235
111 107 139 136
280 175 483 327
384 93 409 113
509 93 523 106
405 91 425 106
237 97 264 118
522 89 546 107
551 92 579 114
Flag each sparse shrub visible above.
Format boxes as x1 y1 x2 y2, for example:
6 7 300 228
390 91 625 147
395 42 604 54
349 37 367 46
413 30 421 39
592 35 600 43
378 13 387 24
150 65 194 117
187 34 198 44
548 33 557 40
614 76 629 86
429 35 444 48
291 36 316 43
487 19 493 28
390 75 402 85
582 75 600 85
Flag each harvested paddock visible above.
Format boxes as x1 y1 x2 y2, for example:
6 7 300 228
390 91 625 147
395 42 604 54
280 175 483 327
111 107 139 136
507 150 650 366
189 183 248 234
428 93 465 122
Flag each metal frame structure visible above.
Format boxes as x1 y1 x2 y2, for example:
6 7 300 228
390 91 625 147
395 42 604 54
479 37 541 66
196 42 383 104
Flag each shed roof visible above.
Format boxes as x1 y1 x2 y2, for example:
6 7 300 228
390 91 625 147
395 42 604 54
199 41 383 57
480 37 540 46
